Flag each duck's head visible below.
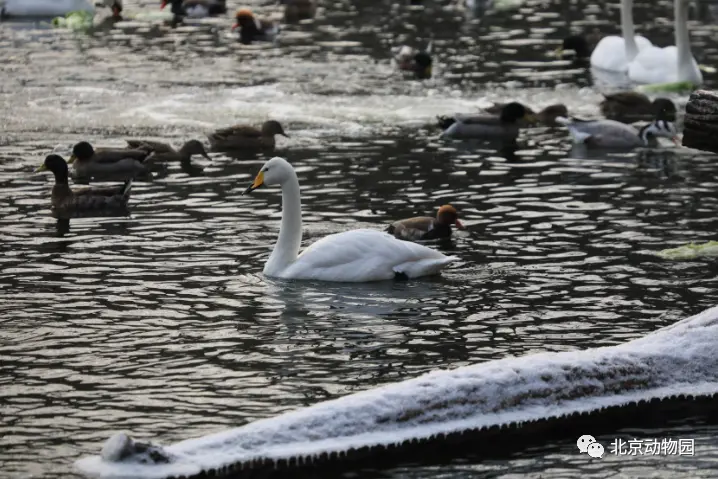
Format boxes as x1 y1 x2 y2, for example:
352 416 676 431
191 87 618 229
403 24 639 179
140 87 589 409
558 35 591 59
538 104 569 126
436 205 465 230
500 102 536 124
262 120 289 138
181 140 212 160
110 0 122 16
244 156 294 194
160 0 179 10
652 98 677 122
69 141 95 164
35 154 69 179
232 8 257 30
639 120 679 145
97 0 122 16
413 50 433 79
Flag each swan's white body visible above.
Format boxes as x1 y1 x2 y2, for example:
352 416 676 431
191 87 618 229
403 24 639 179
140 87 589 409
1 0 116 17
591 35 652 72
628 0 702 85
246 157 456 282
590 0 652 72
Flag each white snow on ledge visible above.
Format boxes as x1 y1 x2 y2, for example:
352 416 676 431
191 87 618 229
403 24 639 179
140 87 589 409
75 305 718 479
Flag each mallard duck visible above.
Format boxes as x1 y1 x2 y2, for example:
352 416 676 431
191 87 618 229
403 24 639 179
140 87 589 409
438 102 536 140
280 0 316 22
555 116 678 148
388 205 465 241
69 141 151 179
394 44 433 79
599 92 677 124
482 102 568 127
207 120 289 151
142 140 211 173
232 8 279 44
160 0 226 18
34 154 132 219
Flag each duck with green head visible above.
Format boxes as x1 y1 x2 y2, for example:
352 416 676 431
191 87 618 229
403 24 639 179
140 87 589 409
69 141 151 179
438 102 537 140
35 154 132 219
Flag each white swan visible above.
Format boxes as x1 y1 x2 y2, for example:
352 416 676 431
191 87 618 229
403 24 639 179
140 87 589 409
628 0 702 85
1 0 119 18
590 0 652 72
243 157 457 282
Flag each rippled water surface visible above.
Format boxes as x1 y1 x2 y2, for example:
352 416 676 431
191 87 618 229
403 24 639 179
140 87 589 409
3 0 718 477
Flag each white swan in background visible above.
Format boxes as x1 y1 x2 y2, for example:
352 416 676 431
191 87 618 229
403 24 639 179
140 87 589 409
590 0 652 72
1 0 118 18
243 157 457 282
628 0 702 85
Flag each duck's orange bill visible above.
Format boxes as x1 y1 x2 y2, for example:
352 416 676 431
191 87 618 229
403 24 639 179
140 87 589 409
672 136 681 145
231 23 239 31
160 0 167 9
455 220 466 230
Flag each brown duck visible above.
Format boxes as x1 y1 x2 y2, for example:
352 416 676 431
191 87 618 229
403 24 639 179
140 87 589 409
388 205 465 241
125 139 211 162
599 92 677 124
207 120 289 151
35 155 132 219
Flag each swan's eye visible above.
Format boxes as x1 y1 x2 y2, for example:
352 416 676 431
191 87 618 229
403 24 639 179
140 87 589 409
264 167 269 172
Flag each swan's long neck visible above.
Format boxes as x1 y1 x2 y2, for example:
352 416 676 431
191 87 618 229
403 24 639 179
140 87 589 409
620 0 639 62
265 172 302 273
675 0 699 82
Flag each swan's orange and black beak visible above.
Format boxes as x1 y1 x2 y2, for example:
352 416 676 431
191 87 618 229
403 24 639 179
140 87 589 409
160 0 168 10
243 170 264 195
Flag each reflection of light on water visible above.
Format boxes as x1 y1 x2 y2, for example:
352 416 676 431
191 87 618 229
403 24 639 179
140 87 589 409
245 277 453 322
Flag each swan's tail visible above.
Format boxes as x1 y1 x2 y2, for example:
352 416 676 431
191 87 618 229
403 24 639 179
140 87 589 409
394 255 457 278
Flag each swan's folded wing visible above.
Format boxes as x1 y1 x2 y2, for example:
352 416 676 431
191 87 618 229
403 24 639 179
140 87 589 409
284 229 455 282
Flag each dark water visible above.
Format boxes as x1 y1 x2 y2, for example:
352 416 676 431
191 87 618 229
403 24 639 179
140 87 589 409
2 0 718 477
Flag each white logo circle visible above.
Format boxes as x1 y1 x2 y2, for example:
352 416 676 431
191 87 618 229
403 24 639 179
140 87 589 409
587 442 605 458
577 434 596 453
